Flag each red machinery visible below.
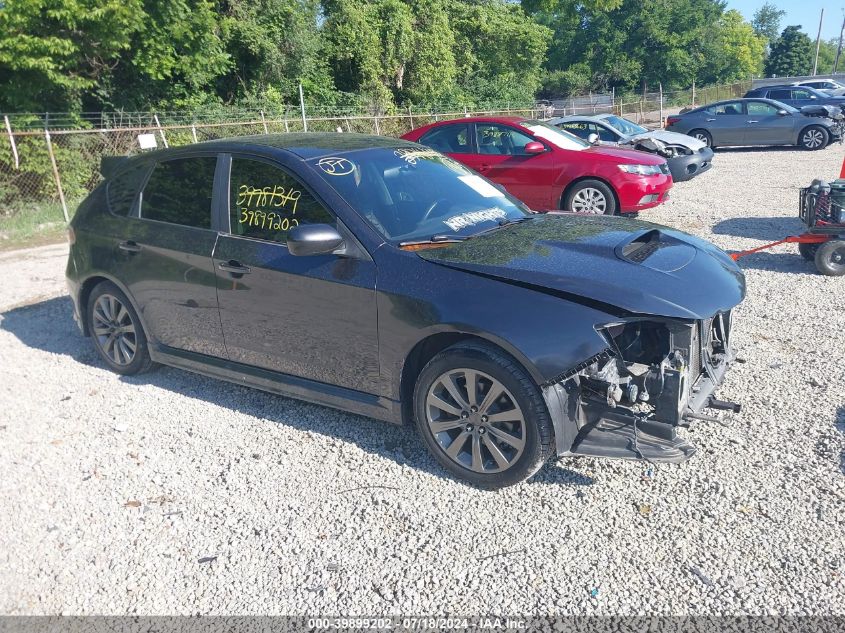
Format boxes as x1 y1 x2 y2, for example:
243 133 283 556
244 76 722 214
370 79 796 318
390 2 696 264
730 158 845 276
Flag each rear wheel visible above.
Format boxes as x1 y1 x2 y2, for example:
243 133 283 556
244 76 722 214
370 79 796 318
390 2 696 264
799 125 828 150
413 341 555 489
87 281 153 375
563 179 617 215
814 240 845 276
689 129 713 148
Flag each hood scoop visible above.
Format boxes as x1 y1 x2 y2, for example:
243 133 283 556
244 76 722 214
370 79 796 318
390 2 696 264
615 229 696 272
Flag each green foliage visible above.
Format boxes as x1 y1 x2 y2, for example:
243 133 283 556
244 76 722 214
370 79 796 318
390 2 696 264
526 0 764 96
752 2 786 47
765 25 813 77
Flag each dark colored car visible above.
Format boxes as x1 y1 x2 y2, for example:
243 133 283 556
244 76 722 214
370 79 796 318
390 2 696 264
666 98 843 149
745 84 845 111
401 117 672 216
549 113 714 182
66 134 745 488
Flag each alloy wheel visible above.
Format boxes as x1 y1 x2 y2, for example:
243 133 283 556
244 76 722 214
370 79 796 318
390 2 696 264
92 294 137 366
693 132 711 146
425 368 526 473
803 129 825 149
571 187 608 214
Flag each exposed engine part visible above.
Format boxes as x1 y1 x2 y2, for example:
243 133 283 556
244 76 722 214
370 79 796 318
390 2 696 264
707 398 741 413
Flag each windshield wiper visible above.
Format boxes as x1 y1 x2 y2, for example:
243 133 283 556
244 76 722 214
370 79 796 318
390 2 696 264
399 234 469 247
469 216 534 237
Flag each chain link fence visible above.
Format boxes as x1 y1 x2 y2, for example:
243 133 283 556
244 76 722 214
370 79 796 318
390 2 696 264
0 80 750 234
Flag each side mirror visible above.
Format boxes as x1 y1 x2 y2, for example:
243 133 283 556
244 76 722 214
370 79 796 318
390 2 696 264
287 224 344 256
587 133 600 145
524 141 545 155
778 109 788 116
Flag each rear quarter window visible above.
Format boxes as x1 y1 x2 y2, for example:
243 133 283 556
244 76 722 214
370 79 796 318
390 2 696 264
107 164 150 216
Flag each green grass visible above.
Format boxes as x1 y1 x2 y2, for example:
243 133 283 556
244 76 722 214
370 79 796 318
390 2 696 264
0 200 77 251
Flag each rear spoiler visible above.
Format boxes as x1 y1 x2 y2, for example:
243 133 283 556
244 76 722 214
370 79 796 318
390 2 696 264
100 156 128 179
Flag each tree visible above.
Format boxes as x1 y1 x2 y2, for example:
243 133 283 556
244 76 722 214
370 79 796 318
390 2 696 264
765 25 813 77
706 10 765 83
0 0 143 111
752 2 786 44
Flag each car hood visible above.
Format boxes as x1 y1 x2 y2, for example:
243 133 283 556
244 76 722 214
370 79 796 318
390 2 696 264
622 129 707 151
583 144 665 164
417 214 745 320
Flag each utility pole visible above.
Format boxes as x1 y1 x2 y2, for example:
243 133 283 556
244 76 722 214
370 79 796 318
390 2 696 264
834 13 845 74
813 8 825 76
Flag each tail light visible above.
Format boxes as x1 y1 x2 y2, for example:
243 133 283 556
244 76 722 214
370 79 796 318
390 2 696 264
666 116 681 126
67 226 75 245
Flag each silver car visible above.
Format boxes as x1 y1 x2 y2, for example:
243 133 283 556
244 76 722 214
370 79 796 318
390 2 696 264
549 113 713 181
665 98 843 150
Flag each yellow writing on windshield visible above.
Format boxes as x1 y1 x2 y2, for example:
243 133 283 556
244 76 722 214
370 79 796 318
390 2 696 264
237 184 301 212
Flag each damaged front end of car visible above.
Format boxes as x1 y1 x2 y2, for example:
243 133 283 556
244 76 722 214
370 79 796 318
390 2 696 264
543 312 740 463
626 135 691 159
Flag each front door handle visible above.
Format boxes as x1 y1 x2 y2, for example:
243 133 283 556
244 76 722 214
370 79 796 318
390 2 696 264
706 118 716 122
118 240 141 253
218 260 251 275
746 120 758 123
478 163 491 172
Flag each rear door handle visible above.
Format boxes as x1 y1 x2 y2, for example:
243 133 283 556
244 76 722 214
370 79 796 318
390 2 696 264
478 163 491 172
118 240 141 253
706 118 716 122
218 261 251 275
746 120 758 123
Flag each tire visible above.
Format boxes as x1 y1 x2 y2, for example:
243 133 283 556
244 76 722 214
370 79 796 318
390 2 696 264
563 179 617 215
87 281 154 375
798 242 818 261
814 240 845 276
799 125 828 151
689 129 713 148
413 341 555 489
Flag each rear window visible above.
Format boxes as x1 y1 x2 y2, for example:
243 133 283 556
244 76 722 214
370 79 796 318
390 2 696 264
107 164 149 216
140 157 217 229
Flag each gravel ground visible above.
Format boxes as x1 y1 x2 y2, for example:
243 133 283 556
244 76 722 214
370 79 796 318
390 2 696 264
0 146 843 617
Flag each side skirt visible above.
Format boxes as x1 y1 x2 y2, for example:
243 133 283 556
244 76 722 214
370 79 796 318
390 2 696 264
150 344 402 425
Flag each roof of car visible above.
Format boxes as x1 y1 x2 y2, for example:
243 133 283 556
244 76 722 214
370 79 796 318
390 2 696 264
124 133 420 163
548 114 613 124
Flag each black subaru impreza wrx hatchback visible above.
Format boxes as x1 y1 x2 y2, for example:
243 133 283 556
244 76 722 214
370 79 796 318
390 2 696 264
66 133 745 488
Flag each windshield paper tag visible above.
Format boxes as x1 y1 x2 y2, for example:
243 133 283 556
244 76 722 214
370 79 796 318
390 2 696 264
443 208 507 232
458 175 505 198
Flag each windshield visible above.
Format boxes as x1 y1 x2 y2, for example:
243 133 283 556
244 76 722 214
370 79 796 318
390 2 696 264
520 120 590 150
603 115 648 136
309 147 530 243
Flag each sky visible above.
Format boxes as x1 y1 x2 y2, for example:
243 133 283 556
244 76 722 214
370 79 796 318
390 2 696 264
729 0 845 40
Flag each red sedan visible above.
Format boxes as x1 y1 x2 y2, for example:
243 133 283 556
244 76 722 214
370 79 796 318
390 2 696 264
401 116 672 215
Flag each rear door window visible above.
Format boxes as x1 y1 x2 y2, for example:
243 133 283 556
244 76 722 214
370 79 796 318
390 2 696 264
713 102 745 115
769 89 792 101
140 157 217 229
229 158 334 244
419 124 471 153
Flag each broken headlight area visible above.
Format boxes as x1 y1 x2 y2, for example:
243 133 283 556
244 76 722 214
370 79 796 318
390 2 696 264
626 136 690 158
553 313 740 463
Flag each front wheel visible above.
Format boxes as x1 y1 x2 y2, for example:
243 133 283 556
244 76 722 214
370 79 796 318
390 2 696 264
814 240 845 276
563 179 617 215
413 341 555 489
799 125 829 150
798 242 818 261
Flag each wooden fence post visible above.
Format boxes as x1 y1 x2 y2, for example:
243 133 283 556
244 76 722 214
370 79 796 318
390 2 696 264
260 110 269 134
659 83 664 126
4 115 19 169
374 116 381 135
408 106 415 130
44 129 69 223
191 124 198 144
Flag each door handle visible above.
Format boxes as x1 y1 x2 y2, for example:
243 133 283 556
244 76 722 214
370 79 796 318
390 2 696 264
706 118 716 122
478 164 491 172
218 261 251 275
118 240 141 253
746 120 758 123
